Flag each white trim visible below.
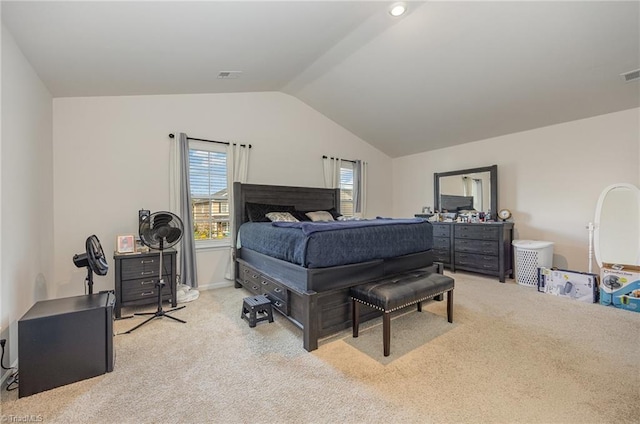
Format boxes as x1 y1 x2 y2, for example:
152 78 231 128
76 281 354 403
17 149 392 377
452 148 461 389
197 280 234 291
195 239 231 250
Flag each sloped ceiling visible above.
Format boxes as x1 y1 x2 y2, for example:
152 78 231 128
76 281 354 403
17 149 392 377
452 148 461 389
2 1 639 157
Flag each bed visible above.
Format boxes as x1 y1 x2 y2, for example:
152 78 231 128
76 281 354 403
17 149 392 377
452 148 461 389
233 182 439 351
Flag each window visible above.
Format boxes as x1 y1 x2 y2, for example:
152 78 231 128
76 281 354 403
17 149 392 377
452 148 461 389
340 162 354 217
189 142 229 247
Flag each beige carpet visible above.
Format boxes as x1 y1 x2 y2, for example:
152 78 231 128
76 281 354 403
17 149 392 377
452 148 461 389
2 271 639 423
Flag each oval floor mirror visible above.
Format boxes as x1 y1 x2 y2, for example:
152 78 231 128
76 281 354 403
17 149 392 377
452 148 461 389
594 183 640 268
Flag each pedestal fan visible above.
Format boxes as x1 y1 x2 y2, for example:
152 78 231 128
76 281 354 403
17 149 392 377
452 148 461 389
73 235 109 294
125 211 187 334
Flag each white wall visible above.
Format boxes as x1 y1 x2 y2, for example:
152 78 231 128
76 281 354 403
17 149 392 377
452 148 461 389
393 108 640 273
52 92 392 294
1 24 54 368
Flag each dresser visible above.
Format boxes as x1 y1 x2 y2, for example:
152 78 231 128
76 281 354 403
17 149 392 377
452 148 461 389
416 219 514 283
113 249 177 318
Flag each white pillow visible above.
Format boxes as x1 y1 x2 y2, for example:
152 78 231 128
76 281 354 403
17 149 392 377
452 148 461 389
266 212 299 222
305 211 335 222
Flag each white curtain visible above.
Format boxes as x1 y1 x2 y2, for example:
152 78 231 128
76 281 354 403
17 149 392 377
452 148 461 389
323 156 342 188
472 178 483 211
323 156 368 217
224 142 250 280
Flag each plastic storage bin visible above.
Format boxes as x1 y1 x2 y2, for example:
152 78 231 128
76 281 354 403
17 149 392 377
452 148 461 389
512 240 554 287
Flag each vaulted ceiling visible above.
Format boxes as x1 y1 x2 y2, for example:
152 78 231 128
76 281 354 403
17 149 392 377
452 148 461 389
3 1 639 157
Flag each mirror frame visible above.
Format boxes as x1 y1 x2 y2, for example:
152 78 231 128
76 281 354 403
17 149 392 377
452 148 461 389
434 164 498 221
593 183 640 268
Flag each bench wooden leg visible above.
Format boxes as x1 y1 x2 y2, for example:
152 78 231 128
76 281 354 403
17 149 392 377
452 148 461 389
447 289 453 323
352 299 360 338
416 301 422 312
383 312 391 356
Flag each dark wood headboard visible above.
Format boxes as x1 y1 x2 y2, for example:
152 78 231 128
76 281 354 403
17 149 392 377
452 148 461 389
232 182 340 238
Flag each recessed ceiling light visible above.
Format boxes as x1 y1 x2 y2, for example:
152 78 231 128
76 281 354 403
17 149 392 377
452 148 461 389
389 2 407 17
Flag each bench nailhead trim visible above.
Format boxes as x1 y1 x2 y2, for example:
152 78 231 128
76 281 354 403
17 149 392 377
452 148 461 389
351 289 451 313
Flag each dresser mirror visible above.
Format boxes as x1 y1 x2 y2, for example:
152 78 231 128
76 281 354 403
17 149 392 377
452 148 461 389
434 165 498 221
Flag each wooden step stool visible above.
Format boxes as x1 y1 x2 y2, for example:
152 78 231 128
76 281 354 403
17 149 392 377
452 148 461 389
241 295 274 328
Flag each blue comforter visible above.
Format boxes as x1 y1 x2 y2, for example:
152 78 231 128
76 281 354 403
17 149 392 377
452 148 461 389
238 218 433 268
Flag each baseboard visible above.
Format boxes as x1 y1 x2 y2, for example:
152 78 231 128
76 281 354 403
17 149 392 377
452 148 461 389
197 280 234 291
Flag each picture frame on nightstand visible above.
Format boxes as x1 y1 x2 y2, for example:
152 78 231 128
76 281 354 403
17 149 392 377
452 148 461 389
116 234 135 254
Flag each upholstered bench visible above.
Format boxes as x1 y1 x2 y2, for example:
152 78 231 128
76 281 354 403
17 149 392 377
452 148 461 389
350 270 454 356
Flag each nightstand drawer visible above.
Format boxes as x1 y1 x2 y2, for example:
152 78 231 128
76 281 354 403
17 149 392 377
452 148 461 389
121 275 172 298
122 287 172 303
120 256 170 281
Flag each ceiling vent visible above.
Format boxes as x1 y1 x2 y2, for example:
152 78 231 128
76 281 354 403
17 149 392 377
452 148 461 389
621 69 640 83
217 71 242 79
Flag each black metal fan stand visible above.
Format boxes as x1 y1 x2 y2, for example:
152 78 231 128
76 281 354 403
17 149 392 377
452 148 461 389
125 239 186 334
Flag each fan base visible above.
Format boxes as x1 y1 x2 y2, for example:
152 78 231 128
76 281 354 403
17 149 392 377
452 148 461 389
124 306 186 334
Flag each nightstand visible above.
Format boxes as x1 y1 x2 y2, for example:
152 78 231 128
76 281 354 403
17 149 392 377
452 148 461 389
113 249 177 318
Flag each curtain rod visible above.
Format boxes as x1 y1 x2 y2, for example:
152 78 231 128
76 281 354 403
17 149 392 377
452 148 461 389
322 155 356 164
169 133 251 148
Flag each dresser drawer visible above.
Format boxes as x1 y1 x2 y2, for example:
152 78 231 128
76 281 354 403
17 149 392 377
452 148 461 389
433 236 450 249
432 249 451 263
454 252 499 271
454 239 499 255
433 224 451 238
455 225 500 240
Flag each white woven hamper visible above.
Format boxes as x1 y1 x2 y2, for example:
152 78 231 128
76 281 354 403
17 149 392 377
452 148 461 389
512 240 554 287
